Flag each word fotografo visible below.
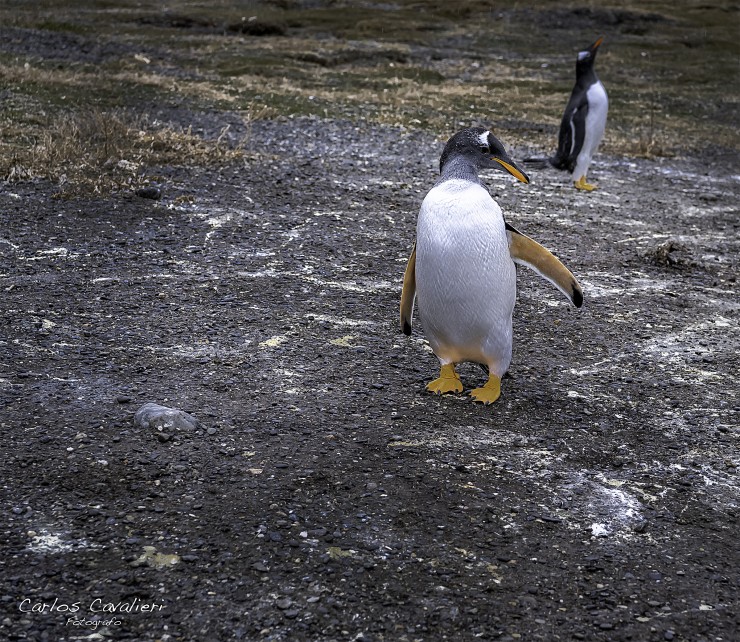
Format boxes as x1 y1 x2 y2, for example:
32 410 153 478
67 616 121 631
19 597 166 614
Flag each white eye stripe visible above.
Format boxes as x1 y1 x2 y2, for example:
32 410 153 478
577 51 589 60
478 131 490 147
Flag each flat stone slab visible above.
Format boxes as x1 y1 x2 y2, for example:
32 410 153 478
133 402 201 433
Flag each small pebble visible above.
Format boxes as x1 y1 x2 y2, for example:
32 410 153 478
135 186 162 200
633 520 648 533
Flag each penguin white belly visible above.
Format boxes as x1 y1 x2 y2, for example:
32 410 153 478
573 81 608 180
415 180 516 375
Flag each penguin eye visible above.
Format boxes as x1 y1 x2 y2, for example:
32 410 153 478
479 145 489 153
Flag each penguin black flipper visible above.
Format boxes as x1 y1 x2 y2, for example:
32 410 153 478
525 97 589 171
551 98 589 172
505 222 583 308
399 243 417 335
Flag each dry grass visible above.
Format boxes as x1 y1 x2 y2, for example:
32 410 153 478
4 109 252 197
0 57 271 196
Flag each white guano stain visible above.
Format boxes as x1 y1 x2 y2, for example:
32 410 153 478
308 314 374 327
28 529 99 553
235 269 394 293
563 474 644 539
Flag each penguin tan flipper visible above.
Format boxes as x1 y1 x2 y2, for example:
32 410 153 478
506 223 583 308
399 243 416 336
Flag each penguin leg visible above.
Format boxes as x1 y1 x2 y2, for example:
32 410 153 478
470 373 501 405
574 175 597 191
426 362 463 395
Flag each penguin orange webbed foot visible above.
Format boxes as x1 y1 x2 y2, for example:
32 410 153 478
574 176 597 191
470 374 501 405
426 363 463 395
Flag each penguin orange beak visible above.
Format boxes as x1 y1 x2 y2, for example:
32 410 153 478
494 158 530 184
591 37 604 50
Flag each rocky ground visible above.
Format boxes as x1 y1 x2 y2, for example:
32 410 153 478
1 113 738 641
1 2 739 641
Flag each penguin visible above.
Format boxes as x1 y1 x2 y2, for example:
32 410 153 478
550 37 608 191
400 128 583 404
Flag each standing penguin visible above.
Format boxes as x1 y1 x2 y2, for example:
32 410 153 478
550 37 608 191
400 128 583 404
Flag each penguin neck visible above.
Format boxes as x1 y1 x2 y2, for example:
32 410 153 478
576 66 599 89
438 156 482 185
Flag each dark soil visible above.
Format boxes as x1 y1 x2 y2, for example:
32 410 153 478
1 10 739 642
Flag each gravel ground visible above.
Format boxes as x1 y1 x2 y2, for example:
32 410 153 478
1 111 738 641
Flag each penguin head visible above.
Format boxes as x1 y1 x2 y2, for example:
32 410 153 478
576 36 603 74
439 128 529 183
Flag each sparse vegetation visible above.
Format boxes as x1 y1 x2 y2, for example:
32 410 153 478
4 109 253 196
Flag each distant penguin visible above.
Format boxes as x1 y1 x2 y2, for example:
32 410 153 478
400 128 583 404
550 37 608 191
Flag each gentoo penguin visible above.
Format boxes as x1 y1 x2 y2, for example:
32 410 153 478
551 37 608 191
400 128 583 404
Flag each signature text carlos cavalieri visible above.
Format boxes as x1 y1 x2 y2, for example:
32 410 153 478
20 597 166 629
20 597 165 615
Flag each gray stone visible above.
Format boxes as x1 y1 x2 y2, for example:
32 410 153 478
134 403 202 433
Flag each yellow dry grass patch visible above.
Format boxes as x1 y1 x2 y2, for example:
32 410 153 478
3 107 250 197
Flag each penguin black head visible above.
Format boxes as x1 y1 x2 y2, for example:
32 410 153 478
576 36 603 75
439 128 529 183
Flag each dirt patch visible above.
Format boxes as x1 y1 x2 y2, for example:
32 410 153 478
2 113 738 641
